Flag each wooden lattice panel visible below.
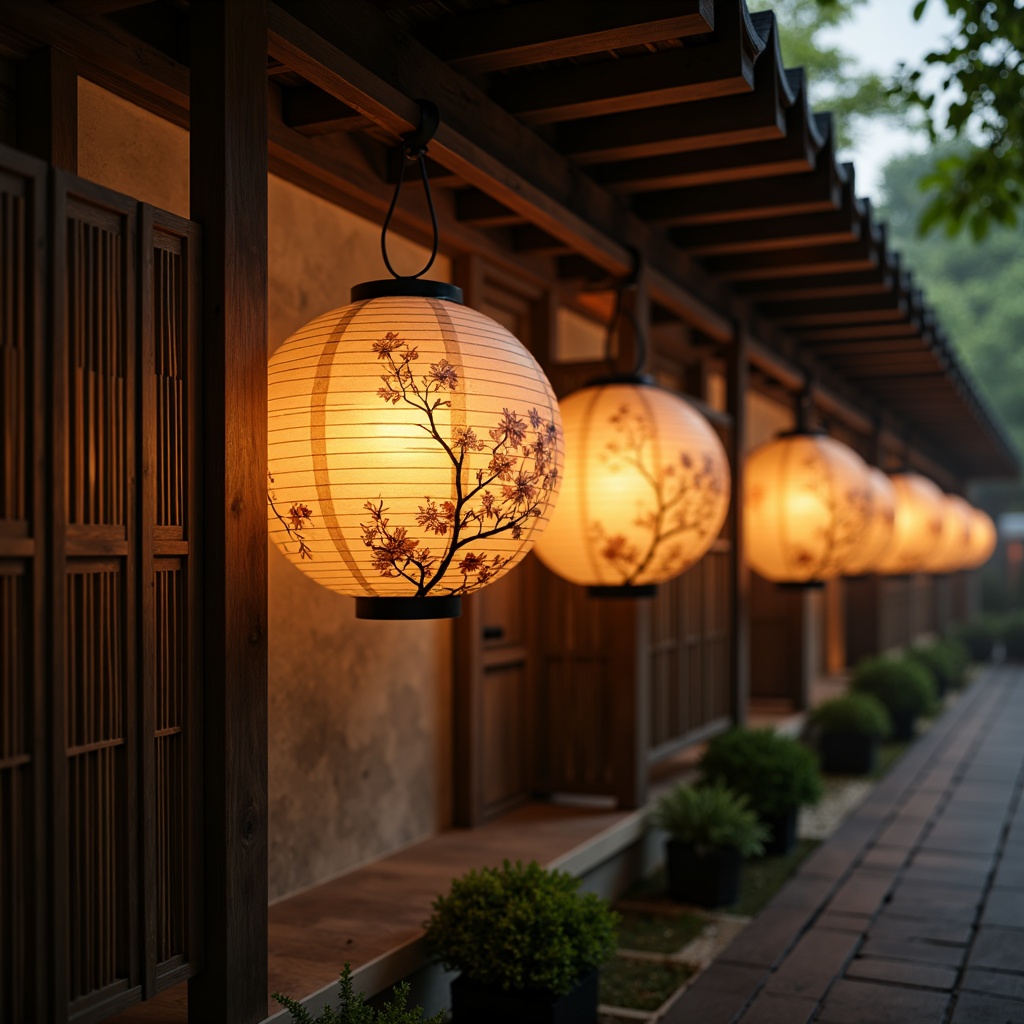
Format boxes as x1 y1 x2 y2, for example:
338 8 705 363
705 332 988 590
1 175 28 525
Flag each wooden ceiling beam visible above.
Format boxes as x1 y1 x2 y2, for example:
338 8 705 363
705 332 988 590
267 0 733 339
512 225 573 256
280 84 371 134
734 269 892 301
703 241 876 281
812 339 924 356
417 0 715 75
796 323 923 341
758 293 907 320
455 189 526 228
671 209 855 255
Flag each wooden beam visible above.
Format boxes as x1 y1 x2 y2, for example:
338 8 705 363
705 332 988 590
15 46 78 170
795 322 922 342
758 293 908 324
703 241 877 281
455 189 525 228
734 269 892 301
635 162 841 226
187 2 268 1023
53 0 151 12
592 96 821 193
267 0 733 339
490 38 755 126
280 84 371 135
512 225 573 255
672 209 857 255
418 0 715 74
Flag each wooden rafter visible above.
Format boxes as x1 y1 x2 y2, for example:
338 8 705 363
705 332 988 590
416 0 715 74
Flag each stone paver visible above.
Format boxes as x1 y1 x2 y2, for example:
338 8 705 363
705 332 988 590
664 667 1024 1023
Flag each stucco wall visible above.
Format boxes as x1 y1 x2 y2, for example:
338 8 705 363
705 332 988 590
78 80 455 903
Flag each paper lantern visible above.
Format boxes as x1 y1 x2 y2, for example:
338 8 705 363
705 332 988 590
922 493 973 574
965 506 998 569
745 433 872 584
532 379 730 594
874 472 945 575
268 280 563 619
842 466 896 577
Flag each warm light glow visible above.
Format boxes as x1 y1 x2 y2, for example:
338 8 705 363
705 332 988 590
874 472 945 575
267 289 563 612
745 433 872 583
842 466 896 576
965 506 998 569
923 493 974 573
532 381 730 590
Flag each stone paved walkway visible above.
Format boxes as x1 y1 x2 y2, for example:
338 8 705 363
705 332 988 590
665 666 1024 1024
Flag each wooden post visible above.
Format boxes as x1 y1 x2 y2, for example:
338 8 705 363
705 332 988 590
16 46 78 171
727 325 749 725
188 2 268 1022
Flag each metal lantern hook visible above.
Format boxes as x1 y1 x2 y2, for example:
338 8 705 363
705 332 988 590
605 246 648 378
380 99 441 280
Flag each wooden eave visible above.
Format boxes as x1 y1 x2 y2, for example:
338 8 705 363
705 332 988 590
5 0 1016 479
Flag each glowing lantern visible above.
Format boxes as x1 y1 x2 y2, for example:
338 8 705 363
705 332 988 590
874 472 945 575
923 494 973 574
842 466 897 576
744 433 872 584
532 379 730 594
268 281 563 619
965 506 998 569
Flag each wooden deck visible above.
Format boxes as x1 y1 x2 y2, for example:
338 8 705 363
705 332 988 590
109 800 636 1022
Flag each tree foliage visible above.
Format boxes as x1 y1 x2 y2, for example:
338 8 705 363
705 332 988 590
878 145 1024 454
893 0 1024 238
751 0 908 149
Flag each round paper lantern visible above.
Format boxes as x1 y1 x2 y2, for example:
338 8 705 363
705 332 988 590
532 379 730 594
874 472 945 575
922 493 973 574
267 280 563 619
965 506 998 569
842 466 897 577
744 432 872 583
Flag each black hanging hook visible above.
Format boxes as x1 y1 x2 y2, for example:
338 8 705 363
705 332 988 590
380 100 440 280
604 246 648 379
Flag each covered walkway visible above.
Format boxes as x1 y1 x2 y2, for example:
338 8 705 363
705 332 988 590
668 666 1024 1024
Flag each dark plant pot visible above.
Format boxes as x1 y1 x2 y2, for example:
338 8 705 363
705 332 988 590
665 839 742 908
761 805 799 856
451 969 599 1024
820 733 879 775
890 710 917 741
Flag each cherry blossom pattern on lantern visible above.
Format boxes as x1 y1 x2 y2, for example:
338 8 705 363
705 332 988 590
359 331 560 596
268 471 314 561
591 402 727 586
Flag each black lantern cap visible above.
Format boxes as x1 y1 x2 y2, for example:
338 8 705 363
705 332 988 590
356 595 462 620
351 279 463 303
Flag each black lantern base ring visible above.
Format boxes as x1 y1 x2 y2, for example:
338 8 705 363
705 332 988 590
776 581 826 591
355 595 463 620
587 584 658 599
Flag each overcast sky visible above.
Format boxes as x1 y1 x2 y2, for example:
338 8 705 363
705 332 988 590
816 0 958 201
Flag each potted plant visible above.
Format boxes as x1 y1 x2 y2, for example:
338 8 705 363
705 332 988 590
425 859 618 1024
809 694 891 775
1002 612 1024 662
909 639 969 698
699 728 822 856
851 656 936 740
273 963 445 1024
650 782 768 907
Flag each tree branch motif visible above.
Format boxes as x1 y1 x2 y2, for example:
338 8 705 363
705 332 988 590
590 403 726 586
359 331 560 597
268 471 314 561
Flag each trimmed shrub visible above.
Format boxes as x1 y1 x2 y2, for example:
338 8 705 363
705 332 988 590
274 963 445 1024
955 618 996 662
425 860 618 997
650 782 768 858
909 642 964 694
851 657 936 718
809 694 891 739
699 728 822 819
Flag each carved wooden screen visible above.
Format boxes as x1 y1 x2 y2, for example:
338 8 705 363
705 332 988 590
0 145 201 1023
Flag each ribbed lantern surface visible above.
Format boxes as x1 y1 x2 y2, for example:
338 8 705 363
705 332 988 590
532 381 730 590
875 472 945 575
268 291 563 614
842 466 896 576
744 433 872 583
965 506 998 569
923 493 973 573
